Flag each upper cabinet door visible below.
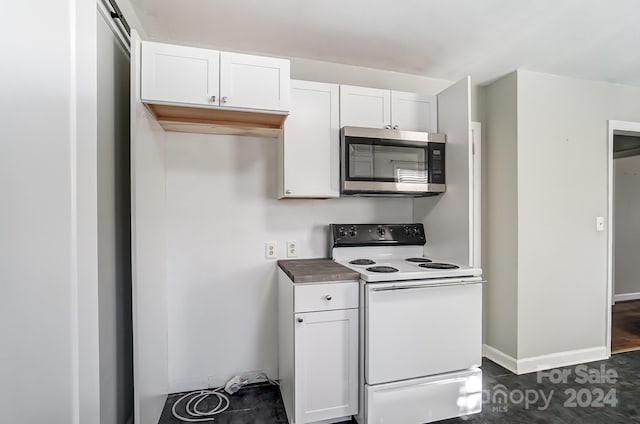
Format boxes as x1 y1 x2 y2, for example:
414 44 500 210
391 91 438 132
219 52 290 112
340 85 391 129
141 41 220 106
281 81 340 198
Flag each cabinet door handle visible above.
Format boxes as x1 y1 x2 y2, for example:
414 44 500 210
285 189 292 195
222 96 229 103
210 95 217 102
297 317 304 323
393 125 399 130
384 125 391 129
324 295 332 301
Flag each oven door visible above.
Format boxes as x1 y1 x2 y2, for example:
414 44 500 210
341 127 445 195
365 278 482 385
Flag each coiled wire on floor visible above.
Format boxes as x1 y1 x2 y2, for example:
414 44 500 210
171 372 277 422
171 388 230 422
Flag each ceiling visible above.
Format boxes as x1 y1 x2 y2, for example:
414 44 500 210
128 0 640 86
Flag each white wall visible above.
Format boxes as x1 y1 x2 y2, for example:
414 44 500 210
483 70 640 370
97 10 133 424
517 70 640 359
483 72 519 358
614 155 640 298
130 32 169 424
1 2 100 423
413 77 472 266
165 133 412 389
290 57 451 94
157 58 451 391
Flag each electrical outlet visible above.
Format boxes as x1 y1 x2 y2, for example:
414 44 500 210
287 240 298 258
265 241 277 259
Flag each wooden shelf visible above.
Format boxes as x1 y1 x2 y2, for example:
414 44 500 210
146 103 288 138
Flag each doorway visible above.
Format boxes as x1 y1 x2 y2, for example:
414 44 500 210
608 121 640 354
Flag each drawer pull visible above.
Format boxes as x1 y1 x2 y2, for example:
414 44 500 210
325 295 332 301
297 317 304 323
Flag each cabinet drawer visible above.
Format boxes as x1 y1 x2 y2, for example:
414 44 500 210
295 282 358 312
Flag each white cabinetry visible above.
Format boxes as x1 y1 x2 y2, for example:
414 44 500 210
295 309 358 423
139 40 290 137
141 41 289 112
340 85 437 132
278 80 340 198
278 270 359 424
339 85 391 129
390 90 438 132
220 52 290 112
141 41 220 107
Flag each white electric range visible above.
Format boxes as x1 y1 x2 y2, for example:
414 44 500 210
330 223 484 424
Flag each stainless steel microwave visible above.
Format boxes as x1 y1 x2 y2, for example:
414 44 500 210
340 127 446 197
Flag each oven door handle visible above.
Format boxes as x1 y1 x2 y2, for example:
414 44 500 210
370 280 485 292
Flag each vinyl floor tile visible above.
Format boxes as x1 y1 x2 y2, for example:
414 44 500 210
159 353 640 423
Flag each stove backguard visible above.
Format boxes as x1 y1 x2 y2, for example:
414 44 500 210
330 223 426 248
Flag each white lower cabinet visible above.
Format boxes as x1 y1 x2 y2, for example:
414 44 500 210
278 270 359 424
294 309 359 423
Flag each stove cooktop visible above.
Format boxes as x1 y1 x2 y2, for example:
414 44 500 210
330 223 483 282
349 259 376 265
419 262 460 270
366 266 399 273
336 256 481 282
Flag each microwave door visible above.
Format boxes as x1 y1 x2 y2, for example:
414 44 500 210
344 138 431 194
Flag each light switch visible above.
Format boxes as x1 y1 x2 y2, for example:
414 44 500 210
596 217 605 232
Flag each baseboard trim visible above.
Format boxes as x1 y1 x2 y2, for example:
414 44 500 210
483 344 609 375
614 292 640 302
482 344 517 374
517 346 608 374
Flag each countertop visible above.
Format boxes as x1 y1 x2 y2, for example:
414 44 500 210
277 258 360 284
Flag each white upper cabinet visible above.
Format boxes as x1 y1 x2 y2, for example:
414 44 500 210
141 41 220 107
279 81 340 199
220 52 290 112
140 41 290 115
340 85 391 129
391 90 438 132
340 85 438 132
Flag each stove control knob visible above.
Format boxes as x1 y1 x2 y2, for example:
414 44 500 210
349 226 358 237
338 227 347 237
413 227 421 236
404 226 411 235
376 227 386 238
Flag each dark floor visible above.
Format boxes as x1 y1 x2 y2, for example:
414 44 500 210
612 300 640 353
159 351 640 424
